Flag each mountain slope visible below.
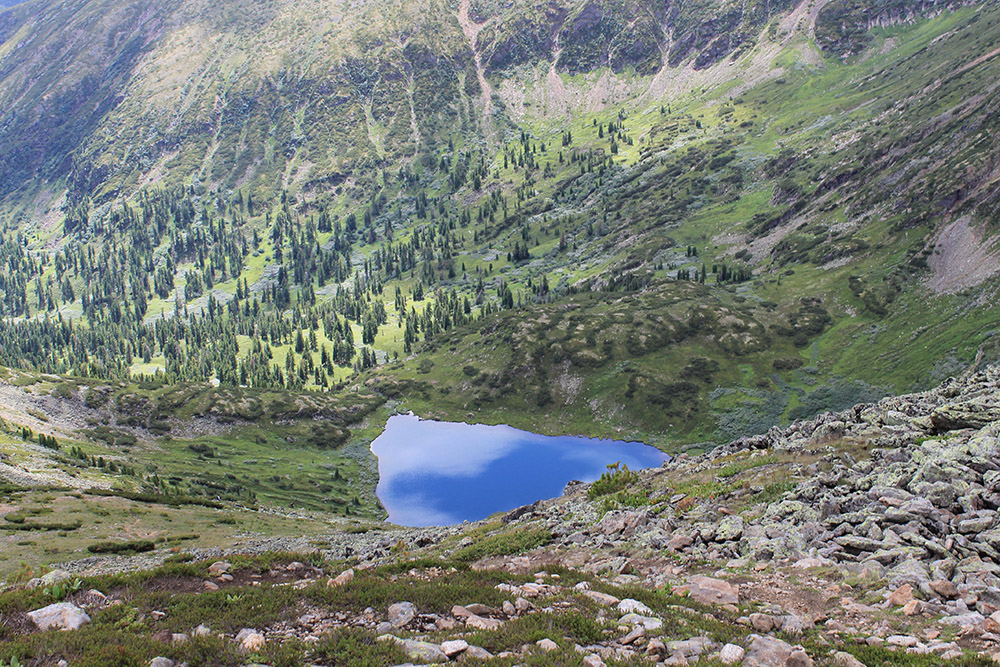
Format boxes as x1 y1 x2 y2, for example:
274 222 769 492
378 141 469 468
0 0 998 449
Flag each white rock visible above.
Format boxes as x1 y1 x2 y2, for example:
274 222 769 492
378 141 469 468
440 639 469 657
328 568 354 587
619 613 663 630
235 628 265 651
27 602 91 631
617 598 653 615
718 643 745 664
536 638 559 652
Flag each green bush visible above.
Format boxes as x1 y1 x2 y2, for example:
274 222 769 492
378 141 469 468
452 528 551 562
587 462 639 499
309 628 409 667
87 539 156 554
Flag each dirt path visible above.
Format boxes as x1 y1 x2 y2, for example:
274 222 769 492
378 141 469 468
457 0 494 138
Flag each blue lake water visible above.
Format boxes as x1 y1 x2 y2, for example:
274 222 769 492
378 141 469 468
370 414 668 527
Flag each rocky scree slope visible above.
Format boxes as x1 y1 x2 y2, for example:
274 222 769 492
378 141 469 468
6 367 1000 665
469 365 1000 662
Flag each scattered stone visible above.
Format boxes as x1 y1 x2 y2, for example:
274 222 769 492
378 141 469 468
582 655 606 667
193 623 211 637
744 635 793 667
536 638 559 652
787 649 815 667
680 576 739 606
749 612 775 633
465 603 492 615
379 636 448 663
40 570 73 586
646 638 666 658
620 625 646 645
388 601 417 628
886 635 919 648
888 584 914 607
440 639 468 657
27 603 91 631
930 580 959 599
465 614 503 630
831 652 866 667
718 644 745 664
328 568 354 587
464 645 493 660
617 598 653 615
208 561 231 576
619 613 663 630
149 658 174 667
236 628 265 651
583 590 620 606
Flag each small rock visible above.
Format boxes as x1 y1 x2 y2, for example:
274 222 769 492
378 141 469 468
582 590 620 606
886 635 919 648
718 644 745 664
582 655 606 667
620 625 646 645
208 561 231 576
502 600 516 616
888 584 914 607
382 636 448 663
388 601 417 628
901 599 923 616
749 612 775 633
193 623 211 637
465 602 492 615
465 614 503 630
646 638 666 658
536 638 559 652
617 598 653 615
149 658 174 667
744 635 793 666
787 649 815 667
441 639 469 657
40 570 73 586
680 575 739 606
27 602 91 631
328 568 354 587
930 580 959 599
204 581 219 591
236 628 265 651
619 613 663 630
464 645 493 660
832 652 867 667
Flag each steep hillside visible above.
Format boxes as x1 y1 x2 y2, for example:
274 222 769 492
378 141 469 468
0 0 998 449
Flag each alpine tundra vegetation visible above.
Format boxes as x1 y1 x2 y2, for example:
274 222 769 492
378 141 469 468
1 0 1000 663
